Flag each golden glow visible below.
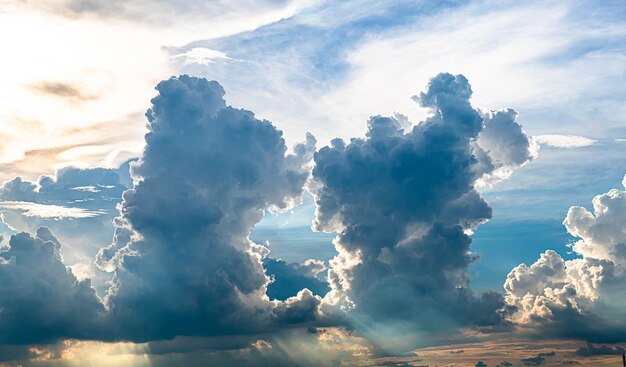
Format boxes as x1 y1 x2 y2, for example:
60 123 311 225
28 340 153 367
0 8 166 179
0 0 312 181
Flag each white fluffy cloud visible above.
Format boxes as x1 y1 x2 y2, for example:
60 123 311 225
474 108 538 186
504 175 626 340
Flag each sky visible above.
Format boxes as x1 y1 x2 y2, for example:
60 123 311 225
0 0 626 366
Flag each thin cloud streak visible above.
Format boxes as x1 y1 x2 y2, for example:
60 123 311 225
0 200 107 219
534 134 597 148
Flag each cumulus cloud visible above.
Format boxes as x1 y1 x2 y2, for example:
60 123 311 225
0 228 104 344
99 75 320 341
474 108 538 186
504 174 626 341
312 73 535 345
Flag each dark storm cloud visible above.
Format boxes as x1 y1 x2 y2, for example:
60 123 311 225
312 73 535 336
0 228 104 344
100 75 319 341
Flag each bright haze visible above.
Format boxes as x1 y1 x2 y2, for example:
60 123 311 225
0 1 626 366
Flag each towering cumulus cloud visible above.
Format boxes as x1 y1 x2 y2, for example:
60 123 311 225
312 73 536 343
505 176 626 341
98 75 318 341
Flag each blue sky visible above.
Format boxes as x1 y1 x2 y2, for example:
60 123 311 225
0 0 626 365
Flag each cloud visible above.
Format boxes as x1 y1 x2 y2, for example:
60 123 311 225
311 73 534 350
474 108 538 185
173 47 250 66
504 174 626 341
49 0 310 29
28 81 99 104
575 343 625 356
533 135 596 149
520 351 556 366
98 75 319 341
521 356 545 366
0 201 106 219
0 228 104 344
0 0 315 181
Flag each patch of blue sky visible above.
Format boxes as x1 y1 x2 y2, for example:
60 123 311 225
251 193 336 263
483 143 626 221
176 0 470 90
469 218 577 292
